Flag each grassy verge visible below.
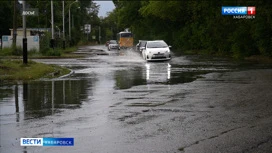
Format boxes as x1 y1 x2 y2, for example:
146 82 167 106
181 49 230 57
0 46 84 59
0 60 71 81
245 55 272 64
180 50 272 63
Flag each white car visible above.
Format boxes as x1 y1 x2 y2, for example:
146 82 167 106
136 40 147 52
141 40 171 61
108 40 119 51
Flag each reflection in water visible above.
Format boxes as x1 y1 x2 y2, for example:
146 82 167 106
114 63 172 90
15 85 19 122
167 63 171 80
146 64 150 80
114 67 146 90
23 83 28 110
52 81 54 115
0 79 93 121
21 80 91 118
15 85 19 113
145 63 171 83
114 61 216 90
63 80 65 104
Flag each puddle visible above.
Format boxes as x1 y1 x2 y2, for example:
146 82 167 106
0 79 93 120
113 60 232 89
1 52 270 122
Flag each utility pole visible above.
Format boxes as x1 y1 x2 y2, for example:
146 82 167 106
50 0 55 49
62 0 65 49
22 0 27 64
99 26 101 44
12 0 17 50
69 5 71 42
69 0 78 44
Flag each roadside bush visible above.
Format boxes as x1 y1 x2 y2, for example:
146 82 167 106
46 49 61 56
0 47 22 56
28 48 40 56
39 32 63 56
40 32 51 55
0 48 13 56
63 47 77 53
12 47 22 56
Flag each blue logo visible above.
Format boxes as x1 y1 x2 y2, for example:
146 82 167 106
43 138 74 146
222 6 247 15
21 138 74 146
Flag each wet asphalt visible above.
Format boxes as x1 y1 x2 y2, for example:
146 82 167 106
0 45 272 153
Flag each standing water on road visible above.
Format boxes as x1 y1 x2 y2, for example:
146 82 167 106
1 45 272 153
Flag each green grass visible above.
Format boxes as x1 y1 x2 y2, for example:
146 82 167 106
0 46 84 59
0 48 13 56
0 47 23 56
245 55 272 64
62 47 78 53
0 60 71 80
0 46 78 57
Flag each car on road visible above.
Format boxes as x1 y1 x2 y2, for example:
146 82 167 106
141 40 171 61
136 40 147 52
105 41 109 46
108 40 119 51
117 31 133 49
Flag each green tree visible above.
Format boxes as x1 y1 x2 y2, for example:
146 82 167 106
109 0 272 58
0 1 13 37
24 0 100 47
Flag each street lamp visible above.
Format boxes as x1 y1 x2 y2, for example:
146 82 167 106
51 0 54 49
22 0 27 64
62 0 65 49
72 7 80 28
69 0 78 43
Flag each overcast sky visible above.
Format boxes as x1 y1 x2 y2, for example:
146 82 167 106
93 1 115 17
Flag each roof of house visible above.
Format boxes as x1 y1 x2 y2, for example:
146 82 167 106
9 28 50 31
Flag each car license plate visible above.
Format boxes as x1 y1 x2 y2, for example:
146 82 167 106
154 55 165 58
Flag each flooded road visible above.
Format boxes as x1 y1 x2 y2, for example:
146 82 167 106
1 45 272 153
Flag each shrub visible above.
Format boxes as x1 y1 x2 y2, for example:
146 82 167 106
46 49 61 56
40 32 51 55
0 47 13 56
0 47 22 56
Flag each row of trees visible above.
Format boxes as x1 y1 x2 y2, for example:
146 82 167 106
1 1 271 58
0 0 102 48
108 0 272 58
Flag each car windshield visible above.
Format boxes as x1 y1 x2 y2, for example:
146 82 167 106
109 40 117 44
139 42 147 47
146 41 168 48
120 33 133 37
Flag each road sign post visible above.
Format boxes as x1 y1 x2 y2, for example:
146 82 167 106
84 24 91 41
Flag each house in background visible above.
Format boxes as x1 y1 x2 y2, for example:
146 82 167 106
1 28 49 51
9 28 50 37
